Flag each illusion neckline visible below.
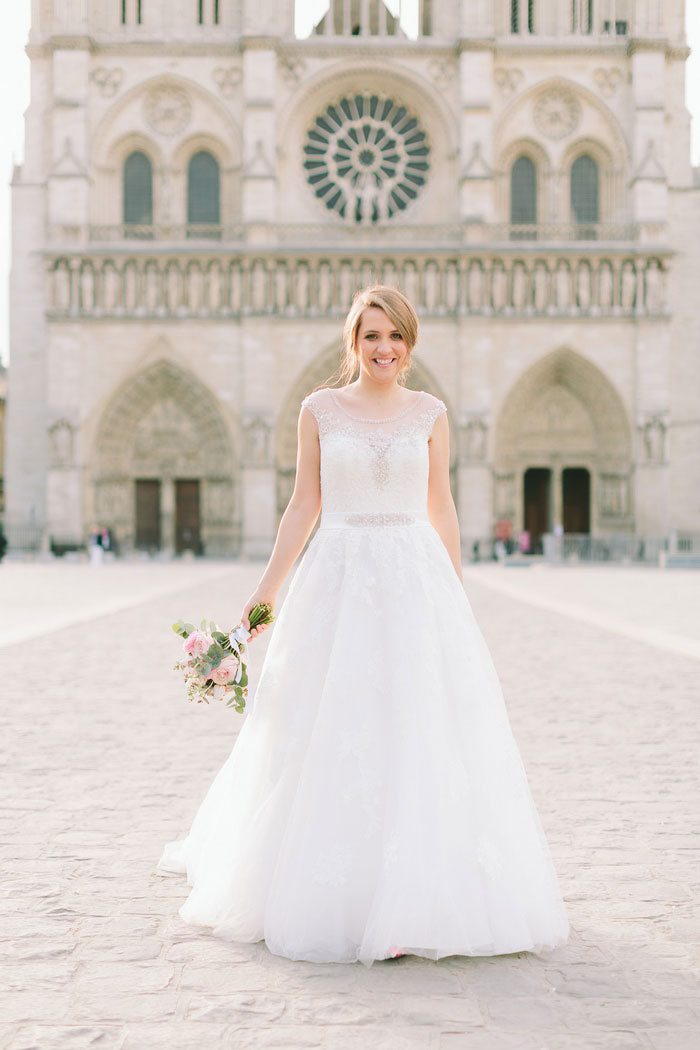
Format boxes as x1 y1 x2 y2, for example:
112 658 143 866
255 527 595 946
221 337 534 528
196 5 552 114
329 389 423 423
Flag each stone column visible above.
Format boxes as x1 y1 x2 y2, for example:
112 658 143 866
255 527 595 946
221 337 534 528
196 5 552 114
161 478 176 556
552 464 563 532
240 413 277 557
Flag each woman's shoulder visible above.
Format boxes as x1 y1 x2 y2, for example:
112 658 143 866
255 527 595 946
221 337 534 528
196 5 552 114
300 386 333 420
417 390 448 417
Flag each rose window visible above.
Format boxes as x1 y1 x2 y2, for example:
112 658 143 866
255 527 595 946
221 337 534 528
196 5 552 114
303 94 430 224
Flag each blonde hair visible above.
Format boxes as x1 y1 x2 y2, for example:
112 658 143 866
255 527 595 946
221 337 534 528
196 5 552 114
325 285 419 389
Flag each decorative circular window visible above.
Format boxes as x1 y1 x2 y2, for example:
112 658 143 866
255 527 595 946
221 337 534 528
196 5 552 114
303 93 430 224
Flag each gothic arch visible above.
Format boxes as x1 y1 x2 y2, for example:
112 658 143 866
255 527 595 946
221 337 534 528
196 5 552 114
91 359 238 554
494 348 633 533
495 77 629 224
495 348 631 468
90 74 242 227
275 343 456 517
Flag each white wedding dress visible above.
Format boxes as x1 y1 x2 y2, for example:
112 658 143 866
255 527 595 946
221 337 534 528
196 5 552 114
157 386 569 966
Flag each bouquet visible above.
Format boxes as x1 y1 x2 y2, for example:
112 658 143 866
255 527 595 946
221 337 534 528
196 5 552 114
172 603 274 713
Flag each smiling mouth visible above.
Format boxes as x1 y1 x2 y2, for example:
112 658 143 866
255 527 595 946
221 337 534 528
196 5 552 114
373 357 396 366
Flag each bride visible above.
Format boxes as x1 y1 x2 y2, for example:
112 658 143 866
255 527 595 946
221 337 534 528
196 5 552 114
158 285 570 966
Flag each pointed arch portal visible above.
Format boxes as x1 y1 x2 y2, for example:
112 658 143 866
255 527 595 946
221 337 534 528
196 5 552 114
91 359 238 555
495 348 632 547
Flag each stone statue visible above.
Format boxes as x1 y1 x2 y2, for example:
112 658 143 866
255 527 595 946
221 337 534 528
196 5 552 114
556 262 571 312
166 263 181 313
424 263 439 312
102 263 119 313
511 263 527 312
252 261 268 313
244 417 272 466
207 263 222 313
645 261 664 314
403 263 419 306
339 263 354 309
533 262 549 313
123 263 138 312
49 421 73 467
576 263 592 312
317 262 332 313
445 263 459 312
229 262 242 314
491 263 506 312
621 262 636 311
598 262 614 312
80 265 95 312
145 264 160 313
295 263 310 313
460 418 487 462
187 263 203 312
53 264 71 311
274 263 288 314
642 416 665 464
468 262 484 312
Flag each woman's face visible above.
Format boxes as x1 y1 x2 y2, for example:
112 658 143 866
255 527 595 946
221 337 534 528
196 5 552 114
355 306 409 384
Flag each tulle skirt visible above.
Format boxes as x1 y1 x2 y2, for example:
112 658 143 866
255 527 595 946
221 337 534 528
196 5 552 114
158 517 569 966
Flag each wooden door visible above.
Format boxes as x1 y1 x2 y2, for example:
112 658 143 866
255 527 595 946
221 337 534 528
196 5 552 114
562 467 591 534
175 479 200 553
135 479 161 549
523 468 551 554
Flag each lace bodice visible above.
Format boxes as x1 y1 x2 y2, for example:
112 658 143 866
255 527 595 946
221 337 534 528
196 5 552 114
301 387 447 517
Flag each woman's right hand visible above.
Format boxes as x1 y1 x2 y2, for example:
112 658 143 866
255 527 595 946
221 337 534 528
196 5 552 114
239 592 276 640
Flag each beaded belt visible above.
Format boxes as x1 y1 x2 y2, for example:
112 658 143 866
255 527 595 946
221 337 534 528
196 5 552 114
319 511 431 529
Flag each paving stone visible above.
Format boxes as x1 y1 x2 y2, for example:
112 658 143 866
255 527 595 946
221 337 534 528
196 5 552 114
184 993 287 1023
6 1027 125 1050
647 1029 700 1050
70 993 178 1024
222 1026 326 1049
1 563 699 1048
120 1023 230 1049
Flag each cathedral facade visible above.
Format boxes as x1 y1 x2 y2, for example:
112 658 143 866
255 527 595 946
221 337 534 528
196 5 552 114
6 0 700 557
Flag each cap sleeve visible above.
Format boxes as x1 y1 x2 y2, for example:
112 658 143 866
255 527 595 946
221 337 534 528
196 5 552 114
300 388 333 436
422 392 447 434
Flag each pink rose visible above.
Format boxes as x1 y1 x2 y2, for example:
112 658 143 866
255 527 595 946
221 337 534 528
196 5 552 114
210 655 240 685
183 630 214 658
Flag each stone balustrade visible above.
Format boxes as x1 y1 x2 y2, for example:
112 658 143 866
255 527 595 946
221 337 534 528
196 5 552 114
47 248 669 319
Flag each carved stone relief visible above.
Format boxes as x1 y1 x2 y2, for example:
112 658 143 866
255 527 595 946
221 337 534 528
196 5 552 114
49 420 74 468
533 89 582 140
599 474 630 517
494 68 524 97
243 416 273 466
639 414 667 464
593 67 624 97
212 66 242 98
91 67 124 98
459 417 488 463
144 86 192 136
429 58 456 92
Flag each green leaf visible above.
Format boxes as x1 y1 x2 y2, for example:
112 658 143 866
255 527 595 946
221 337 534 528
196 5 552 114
184 622 195 635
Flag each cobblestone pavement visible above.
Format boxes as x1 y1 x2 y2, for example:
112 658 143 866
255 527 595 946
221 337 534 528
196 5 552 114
0 561 699 1049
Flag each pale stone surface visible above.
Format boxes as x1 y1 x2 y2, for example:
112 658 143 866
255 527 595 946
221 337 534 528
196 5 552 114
0 561 699 1048
6 3 700 557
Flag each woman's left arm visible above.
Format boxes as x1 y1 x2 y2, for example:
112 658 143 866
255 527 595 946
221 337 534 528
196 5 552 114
427 411 463 583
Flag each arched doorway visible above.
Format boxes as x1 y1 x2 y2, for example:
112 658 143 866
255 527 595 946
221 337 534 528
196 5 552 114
275 345 456 520
495 348 632 550
91 359 238 555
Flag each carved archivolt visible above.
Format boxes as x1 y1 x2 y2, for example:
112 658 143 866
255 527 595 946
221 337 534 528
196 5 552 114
495 347 632 472
95 358 233 476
